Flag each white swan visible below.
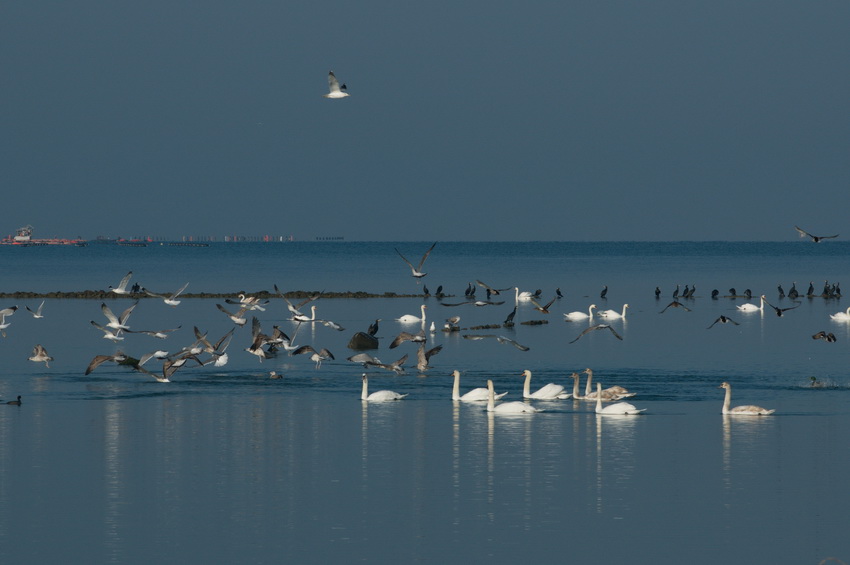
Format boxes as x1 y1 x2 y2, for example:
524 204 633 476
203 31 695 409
292 305 317 323
361 373 407 402
452 370 507 402
595 383 645 415
719 382 774 415
514 287 534 303
736 295 765 312
597 304 629 319
487 380 539 413
583 368 635 400
396 304 427 324
564 304 596 321
521 369 570 400
829 307 850 321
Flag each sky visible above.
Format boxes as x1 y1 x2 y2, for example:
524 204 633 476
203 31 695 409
2 1 849 241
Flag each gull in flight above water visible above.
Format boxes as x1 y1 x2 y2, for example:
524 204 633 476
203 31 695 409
795 225 838 243
395 242 437 279
323 71 350 99
109 271 134 295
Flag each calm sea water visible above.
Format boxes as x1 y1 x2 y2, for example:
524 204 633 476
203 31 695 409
1 242 848 564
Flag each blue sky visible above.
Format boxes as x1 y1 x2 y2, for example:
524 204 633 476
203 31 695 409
2 1 848 241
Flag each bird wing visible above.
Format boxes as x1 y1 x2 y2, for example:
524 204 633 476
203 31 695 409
795 226 812 239
169 282 190 299
497 336 530 351
101 303 120 324
417 242 437 270
328 71 342 93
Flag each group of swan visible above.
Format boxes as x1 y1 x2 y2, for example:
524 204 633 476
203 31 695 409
570 368 635 401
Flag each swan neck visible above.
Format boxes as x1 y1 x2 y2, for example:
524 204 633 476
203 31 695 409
722 385 731 413
572 375 581 398
452 371 461 400
595 382 602 411
523 371 531 397
487 380 495 411
585 370 593 396
361 376 368 400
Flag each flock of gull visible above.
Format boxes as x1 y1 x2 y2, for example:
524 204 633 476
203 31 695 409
4 228 843 413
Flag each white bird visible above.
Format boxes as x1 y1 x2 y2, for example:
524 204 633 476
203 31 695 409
0 314 12 338
487 379 539 414
361 373 407 401
126 326 181 339
719 382 775 415
90 320 125 341
109 271 134 295
26 301 45 319
452 370 507 402
564 304 596 321
101 301 138 331
829 307 850 321
225 293 269 311
395 242 436 278
595 382 645 415
521 369 570 400
514 287 534 303
28 344 53 368
598 304 629 319
736 295 765 312
323 71 350 99
396 304 427 325
143 282 189 306
292 305 318 323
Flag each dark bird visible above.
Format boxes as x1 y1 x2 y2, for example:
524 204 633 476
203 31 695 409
777 284 785 298
85 351 128 375
600 285 608 299
435 285 444 298
389 329 427 349
461 334 530 351
556 287 564 299
743 289 752 300
672 285 680 299
395 242 437 278
503 306 517 326
788 282 799 299
367 319 381 336
711 289 719 299
5 395 21 406
655 287 661 299
475 280 510 296
423 285 430 298
795 225 838 243
763 298 801 317
569 324 623 344
806 281 815 297
659 300 691 313
707 315 739 329
290 345 335 368
530 296 557 314
416 343 443 372
812 331 837 343
728 288 737 297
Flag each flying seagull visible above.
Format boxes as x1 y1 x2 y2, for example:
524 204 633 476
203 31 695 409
323 71 350 99
395 242 437 279
569 324 623 344
795 225 838 243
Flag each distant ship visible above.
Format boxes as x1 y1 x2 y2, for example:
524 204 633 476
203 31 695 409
1 225 87 246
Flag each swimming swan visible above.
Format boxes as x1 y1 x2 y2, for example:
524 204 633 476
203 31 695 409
829 307 850 321
583 368 635 400
736 295 765 312
564 304 596 321
361 373 407 402
597 304 629 319
396 304 427 325
487 380 539 413
521 369 570 400
719 382 774 415
595 382 645 415
452 370 507 402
